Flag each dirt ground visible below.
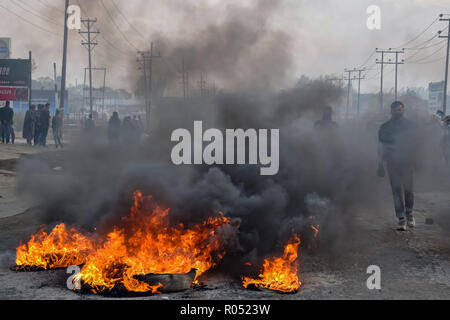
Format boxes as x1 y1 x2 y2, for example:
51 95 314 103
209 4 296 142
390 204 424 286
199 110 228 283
0 143 449 300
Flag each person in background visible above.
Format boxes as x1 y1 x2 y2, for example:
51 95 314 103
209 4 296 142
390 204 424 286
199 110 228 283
108 112 121 145
84 114 96 138
10 122 15 144
378 101 417 231
314 106 338 131
34 104 44 146
1 101 14 144
122 116 139 146
39 103 51 147
23 105 36 145
52 109 64 149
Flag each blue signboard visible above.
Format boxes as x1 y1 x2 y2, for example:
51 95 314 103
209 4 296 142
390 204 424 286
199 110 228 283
13 90 69 115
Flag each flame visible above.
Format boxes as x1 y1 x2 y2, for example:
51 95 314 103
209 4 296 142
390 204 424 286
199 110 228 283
311 225 319 238
16 191 234 293
242 235 301 293
15 224 94 270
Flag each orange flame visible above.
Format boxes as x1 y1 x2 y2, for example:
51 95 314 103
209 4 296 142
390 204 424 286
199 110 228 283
311 225 319 238
16 224 94 270
242 235 301 293
16 191 234 293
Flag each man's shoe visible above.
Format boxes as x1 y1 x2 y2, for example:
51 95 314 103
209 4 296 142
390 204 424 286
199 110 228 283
407 215 416 228
397 218 407 231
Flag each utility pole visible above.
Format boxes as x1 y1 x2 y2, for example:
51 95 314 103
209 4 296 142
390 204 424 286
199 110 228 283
344 68 366 118
186 71 189 100
79 18 99 117
53 63 59 109
376 48 404 111
83 67 106 114
60 0 69 116
29 51 32 109
137 42 161 131
199 73 207 97
352 70 365 116
439 14 450 115
181 56 189 101
327 76 344 89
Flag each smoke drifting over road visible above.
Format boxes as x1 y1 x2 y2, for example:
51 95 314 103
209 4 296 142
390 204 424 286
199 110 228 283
11 0 448 275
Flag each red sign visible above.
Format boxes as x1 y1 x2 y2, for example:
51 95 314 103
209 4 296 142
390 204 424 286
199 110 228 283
0 87 28 101
0 87 15 100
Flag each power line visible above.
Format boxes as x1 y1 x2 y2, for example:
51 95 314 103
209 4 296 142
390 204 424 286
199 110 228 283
76 0 134 57
407 42 447 64
11 0 61 26
0 2 61 37
35 0 65 14
358 50 376 69
99 0 141 51
409 55 446 65
395 16 439 49
406 39 446 50
110 0 147 41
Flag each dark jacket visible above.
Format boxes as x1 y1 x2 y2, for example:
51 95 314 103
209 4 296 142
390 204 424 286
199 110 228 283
379 117 415 165
39 109 51 128
1 106 14 126
23 110 36 139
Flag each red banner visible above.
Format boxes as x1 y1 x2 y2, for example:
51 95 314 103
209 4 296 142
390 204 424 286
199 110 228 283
0 87 15 100
0 87 28 101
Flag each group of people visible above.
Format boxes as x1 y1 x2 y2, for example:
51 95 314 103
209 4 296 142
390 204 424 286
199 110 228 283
22 103 64 148
107 112 143 146
0 101 15 144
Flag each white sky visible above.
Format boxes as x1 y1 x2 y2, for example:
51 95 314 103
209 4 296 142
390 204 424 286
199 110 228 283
0 0 449 93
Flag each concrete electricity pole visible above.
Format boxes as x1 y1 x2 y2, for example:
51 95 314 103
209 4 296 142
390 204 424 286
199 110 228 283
344 69 353 118
376 48 404 112
439 14 450 115
79 19 99 117
199 73 207 97
352 70 366 116
137 42 161 130
181 56 189 101
60 0 69 114
344 68 365 118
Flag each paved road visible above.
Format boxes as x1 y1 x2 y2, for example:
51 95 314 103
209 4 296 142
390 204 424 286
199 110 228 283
0 144 448 300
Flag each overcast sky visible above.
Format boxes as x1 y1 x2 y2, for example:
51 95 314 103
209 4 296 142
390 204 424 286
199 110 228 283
0 0 449 94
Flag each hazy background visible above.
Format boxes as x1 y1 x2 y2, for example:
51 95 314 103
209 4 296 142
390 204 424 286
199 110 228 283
0 0 449 94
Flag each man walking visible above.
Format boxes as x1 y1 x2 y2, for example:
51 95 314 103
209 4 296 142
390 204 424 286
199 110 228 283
378 101 416 231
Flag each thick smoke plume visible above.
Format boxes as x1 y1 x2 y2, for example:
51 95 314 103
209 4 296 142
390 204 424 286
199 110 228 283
12 0 449 277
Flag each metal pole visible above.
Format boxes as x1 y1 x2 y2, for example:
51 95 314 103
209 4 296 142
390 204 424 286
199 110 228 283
60 0 69 115
357 70 362 116
443 19 450 115
87 22 94 116
102 68 106 114
148 42 153 130
395 52 399 100
29 51 32 108
380 51 384 113
346 71 351 118
54 63 59 110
